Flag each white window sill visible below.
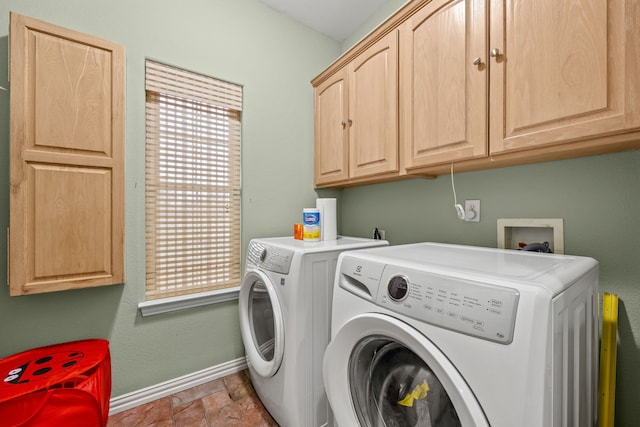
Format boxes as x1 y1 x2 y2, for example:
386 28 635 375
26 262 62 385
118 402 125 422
138 287 240 317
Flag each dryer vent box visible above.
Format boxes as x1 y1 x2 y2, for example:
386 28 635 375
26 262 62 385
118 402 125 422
497 218 564 254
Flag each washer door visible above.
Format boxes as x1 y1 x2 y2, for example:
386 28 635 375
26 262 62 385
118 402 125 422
324 313 489 427
239 270 284 377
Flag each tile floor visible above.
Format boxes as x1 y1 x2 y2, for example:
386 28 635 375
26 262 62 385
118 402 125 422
107 370 279 427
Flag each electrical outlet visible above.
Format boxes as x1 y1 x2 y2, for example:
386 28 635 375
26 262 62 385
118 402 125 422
464 200 480 222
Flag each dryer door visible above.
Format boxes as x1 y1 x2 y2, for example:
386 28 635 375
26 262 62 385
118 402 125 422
239 269 284 377
324 313 489 427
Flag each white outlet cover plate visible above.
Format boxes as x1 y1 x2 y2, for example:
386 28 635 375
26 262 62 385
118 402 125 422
464 199 480 222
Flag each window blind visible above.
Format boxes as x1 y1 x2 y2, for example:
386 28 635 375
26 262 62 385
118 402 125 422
145 60 242 299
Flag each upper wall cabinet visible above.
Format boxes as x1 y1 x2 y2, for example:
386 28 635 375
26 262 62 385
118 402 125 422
313 0 640 186
489 0 640 154
313 31 399 188
400 0 487 170
9 13 125 296
403 0 640 172
314 69 349 185
348 32 399 181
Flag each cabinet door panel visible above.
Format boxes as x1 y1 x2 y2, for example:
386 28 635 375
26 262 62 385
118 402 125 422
349 31 398 178
31 165 112 283
32 31 113 154
314 71 349 185
509 1 607 127
401 0 487 169
490 0 634 153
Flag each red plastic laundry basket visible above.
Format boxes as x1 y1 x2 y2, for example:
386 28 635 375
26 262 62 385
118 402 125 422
0 339 111 427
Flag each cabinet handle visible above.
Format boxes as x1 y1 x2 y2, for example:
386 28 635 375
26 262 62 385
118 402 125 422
348 119 353 127
490 48 500 58
341 121 346 129
472 57 482 66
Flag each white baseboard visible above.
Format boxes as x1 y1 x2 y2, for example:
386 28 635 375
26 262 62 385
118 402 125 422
109 357 248 415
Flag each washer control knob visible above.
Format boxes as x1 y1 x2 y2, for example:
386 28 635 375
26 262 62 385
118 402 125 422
259 248 267 262
388 275 409 301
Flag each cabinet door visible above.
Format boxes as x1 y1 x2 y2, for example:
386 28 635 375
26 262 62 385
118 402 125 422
9 13 125 295
314 69 350 186
348 31 399 179
401 0 487 169
489 0 640 154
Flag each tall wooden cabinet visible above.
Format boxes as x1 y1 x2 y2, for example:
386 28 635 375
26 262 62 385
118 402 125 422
314 31 399 187
9 13 125 296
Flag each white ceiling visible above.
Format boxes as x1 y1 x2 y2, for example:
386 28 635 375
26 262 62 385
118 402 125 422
258 0 390 41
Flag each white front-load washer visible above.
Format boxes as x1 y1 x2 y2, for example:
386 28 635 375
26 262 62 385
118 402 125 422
324 242 599 427
239 236 388 427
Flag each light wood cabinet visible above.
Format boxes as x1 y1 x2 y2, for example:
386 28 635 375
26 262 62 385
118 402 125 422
348 31 399 180
404 0 640 174
314 0 640 187
9 13 125 296
314 70 349 185
401 0 487 170
489 0 640 154
313 31 399 187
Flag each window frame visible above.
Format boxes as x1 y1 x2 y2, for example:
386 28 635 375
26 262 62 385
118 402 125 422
140 60 242 315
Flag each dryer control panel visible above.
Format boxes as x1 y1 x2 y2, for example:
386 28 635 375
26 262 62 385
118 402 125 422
380 266 519 344
246 242 294 275
338 257 519 344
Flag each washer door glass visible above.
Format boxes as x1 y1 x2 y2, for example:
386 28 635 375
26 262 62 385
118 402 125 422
350 336 462 427
239 270 284 377
323 313 488 426
249 279 276 360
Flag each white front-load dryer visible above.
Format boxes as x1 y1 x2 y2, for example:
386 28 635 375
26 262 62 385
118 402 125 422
324 242 599 427
239 236 388 427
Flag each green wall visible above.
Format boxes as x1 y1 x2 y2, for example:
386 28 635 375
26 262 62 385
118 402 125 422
0 0 339 396
341 0 408 51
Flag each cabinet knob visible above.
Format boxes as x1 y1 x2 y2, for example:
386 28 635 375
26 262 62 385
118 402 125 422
472 57 482 66
490 48 500 58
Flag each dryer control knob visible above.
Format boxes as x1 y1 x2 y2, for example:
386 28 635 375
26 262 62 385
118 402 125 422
260 248 267 262
388 275 409 301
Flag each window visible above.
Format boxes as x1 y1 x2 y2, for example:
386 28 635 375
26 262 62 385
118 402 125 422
145 60 242 300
